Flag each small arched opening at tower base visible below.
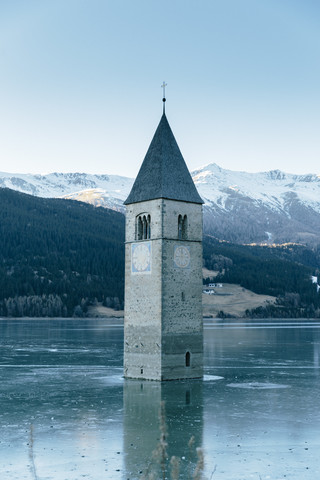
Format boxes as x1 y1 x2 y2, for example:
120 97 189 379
185 351 191 367
136 214 151 240
178 214 188 240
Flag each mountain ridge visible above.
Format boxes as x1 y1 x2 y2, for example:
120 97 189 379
1 163 320 245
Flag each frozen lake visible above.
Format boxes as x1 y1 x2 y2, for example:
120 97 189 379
0 318 320 480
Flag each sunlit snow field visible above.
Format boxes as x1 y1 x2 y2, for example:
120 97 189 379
0 318 320 480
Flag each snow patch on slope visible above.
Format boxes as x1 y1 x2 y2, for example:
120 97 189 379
192 163 320 214
1 164 320 242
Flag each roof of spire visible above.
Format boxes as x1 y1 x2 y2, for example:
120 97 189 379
124 114 203 205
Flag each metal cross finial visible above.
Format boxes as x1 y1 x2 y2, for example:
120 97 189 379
161 81 167 113
161 81 167 98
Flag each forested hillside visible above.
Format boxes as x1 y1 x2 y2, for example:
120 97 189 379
0 188 125 316
1 188 320 317
203 236 320 317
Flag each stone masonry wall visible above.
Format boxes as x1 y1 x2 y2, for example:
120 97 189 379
124 198 203 380
161 200 203 379
124 199 163 380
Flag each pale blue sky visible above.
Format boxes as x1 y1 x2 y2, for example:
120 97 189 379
0 0 319 177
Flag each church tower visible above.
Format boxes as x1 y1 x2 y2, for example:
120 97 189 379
124 102 203 381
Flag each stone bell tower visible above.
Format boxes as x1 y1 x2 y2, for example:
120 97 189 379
124 97 203 381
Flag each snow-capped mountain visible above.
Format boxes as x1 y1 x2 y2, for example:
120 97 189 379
193 163 320 215
63 188 126 212
0 171 132 212
1 164 320 245
193 164 320 245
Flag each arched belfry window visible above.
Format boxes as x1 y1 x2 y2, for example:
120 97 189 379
137 216 143 240
182 215 187 239
143 216 147 239
178 214 188 240
147 215 151 239
136 214 151 240
178 215 183 239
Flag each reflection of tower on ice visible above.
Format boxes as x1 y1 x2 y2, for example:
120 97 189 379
123 380 203 478
124 112 204 380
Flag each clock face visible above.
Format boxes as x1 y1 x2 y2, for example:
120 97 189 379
131 242 151 274
174 245 191 269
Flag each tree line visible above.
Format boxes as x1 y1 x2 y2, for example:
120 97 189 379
0 188 125 317
1 188 320 317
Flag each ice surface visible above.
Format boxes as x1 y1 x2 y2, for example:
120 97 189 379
203 374 224 381
0 318 320 480
227 382 290 389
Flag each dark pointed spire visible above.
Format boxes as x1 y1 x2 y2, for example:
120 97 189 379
124 114 203 205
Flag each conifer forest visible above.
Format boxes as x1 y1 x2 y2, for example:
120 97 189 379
1 187 320 317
